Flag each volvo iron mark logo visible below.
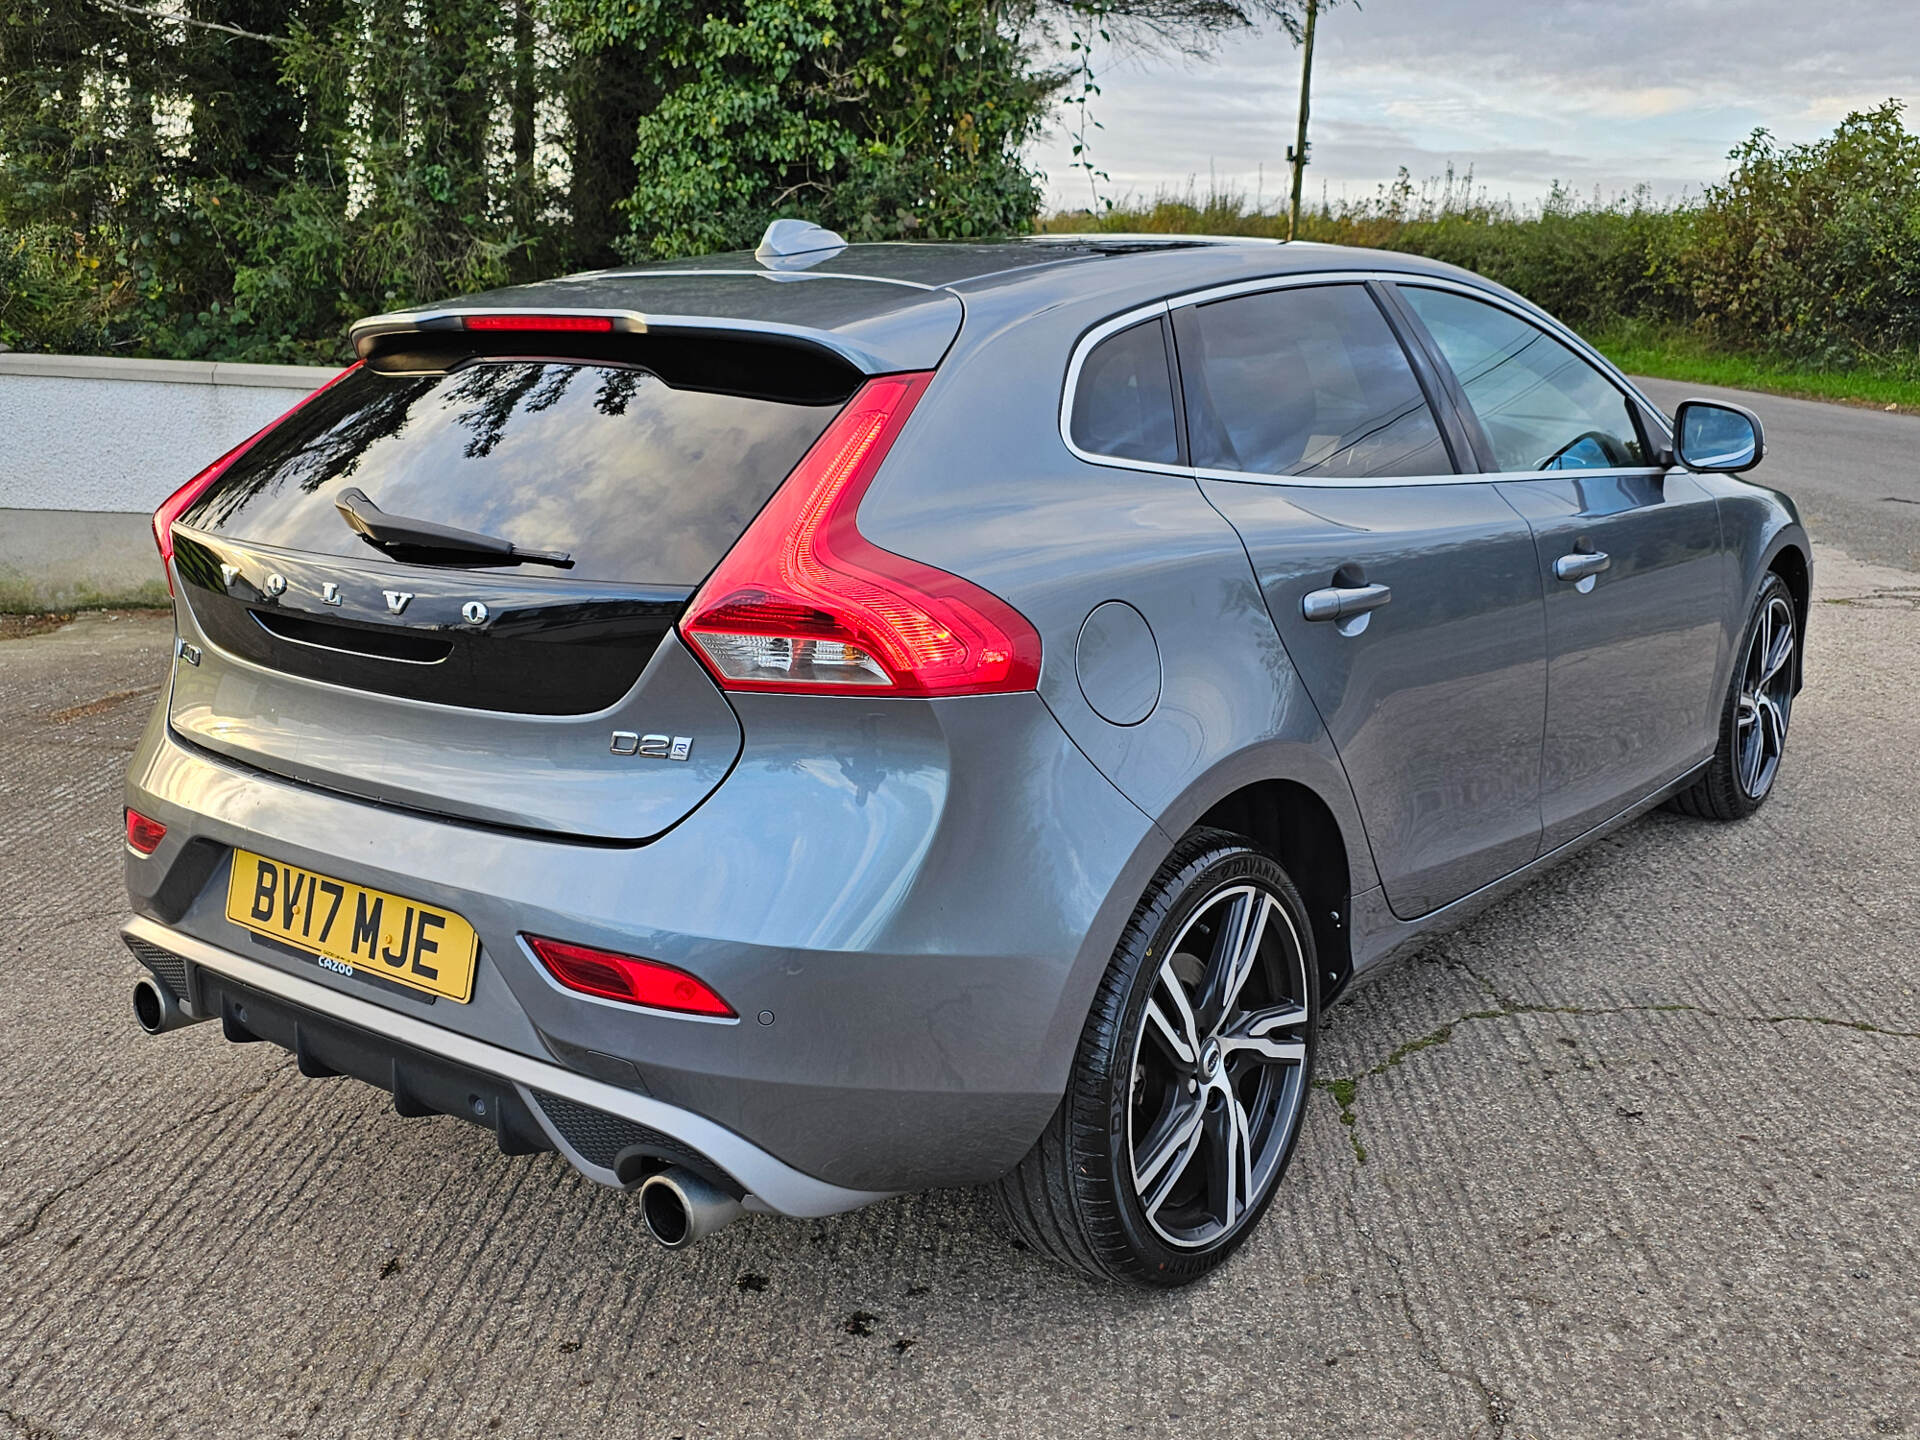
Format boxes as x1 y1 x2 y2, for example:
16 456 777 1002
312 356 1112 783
219 567 501 625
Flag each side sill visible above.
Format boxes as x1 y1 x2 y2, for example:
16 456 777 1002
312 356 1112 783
1344 756 1713 985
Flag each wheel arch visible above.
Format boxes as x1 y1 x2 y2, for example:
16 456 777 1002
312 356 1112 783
1764 538 1811 694
1186 777 1358 1001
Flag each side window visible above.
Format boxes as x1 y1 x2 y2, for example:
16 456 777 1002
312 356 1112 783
1398 287 1647 472
1069 317 1181 465
1171 284 1452 480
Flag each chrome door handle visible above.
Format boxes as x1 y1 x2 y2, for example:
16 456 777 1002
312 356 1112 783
1302 582 1392 622
1554 550 1611 582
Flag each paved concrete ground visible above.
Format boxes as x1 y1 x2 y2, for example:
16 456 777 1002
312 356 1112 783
2 392 1917 1439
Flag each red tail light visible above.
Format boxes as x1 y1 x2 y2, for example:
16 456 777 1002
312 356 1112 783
151 363 363 593
680 372 1042 696
525 936 735 1018
463 313 614 333
124 808 166 856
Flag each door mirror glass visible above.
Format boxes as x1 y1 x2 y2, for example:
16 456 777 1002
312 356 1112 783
1673 400 1763 473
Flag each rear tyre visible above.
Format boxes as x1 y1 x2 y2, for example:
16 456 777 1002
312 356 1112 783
993 828 1318 1286
1667 572 1798 822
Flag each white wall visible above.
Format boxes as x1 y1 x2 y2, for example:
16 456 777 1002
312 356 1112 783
0 353 343 512
0 353 342 605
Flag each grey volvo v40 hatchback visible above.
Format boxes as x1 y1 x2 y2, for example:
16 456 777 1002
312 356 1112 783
121 225 1808 1285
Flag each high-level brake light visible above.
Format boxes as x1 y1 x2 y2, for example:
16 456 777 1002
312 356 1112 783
463 314 614 333
525 935 735 1018
680 372 1042 696
150 363 363 593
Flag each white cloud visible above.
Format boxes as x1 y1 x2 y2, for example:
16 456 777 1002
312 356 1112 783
1028 0 1918 210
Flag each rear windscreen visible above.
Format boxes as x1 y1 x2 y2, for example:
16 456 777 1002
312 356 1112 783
182 362 841 585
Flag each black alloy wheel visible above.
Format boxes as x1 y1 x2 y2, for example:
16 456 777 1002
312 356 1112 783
995 829 1318 1285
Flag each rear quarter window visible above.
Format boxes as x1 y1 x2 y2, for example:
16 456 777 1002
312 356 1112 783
1069 318 1181 465
183 362 839 585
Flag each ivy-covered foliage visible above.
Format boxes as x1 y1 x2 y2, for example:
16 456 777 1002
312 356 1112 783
609 0 1054 257
0 0 1303 361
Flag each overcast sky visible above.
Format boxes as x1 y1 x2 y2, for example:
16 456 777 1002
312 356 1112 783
1027 0 1919 213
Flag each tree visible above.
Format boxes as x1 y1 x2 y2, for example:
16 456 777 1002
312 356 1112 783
0 0 1309 359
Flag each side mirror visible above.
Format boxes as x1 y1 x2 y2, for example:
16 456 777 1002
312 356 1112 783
1672 399 1764 473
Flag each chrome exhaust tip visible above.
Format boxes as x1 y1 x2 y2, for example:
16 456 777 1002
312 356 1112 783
133 974 203 1034
637 1166 743 1249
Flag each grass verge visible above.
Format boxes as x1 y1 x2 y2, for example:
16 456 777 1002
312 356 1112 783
1588 323 1920 413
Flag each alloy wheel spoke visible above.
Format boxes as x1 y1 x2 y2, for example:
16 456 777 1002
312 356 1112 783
1218 1002 1310 1065
1144 999 1196 1068
1134 1093 1207 1215
1761 607 1794 686
1146 958 1202 1068
1203 1083 1256 1232
1739 716 1765 793
1761 696 1787 761
1200 888 1271 1033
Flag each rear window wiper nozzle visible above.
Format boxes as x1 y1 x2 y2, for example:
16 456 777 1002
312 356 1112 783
334 487 573 569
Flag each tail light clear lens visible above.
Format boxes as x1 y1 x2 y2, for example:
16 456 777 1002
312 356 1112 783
680 371 1042 697
151 363 362 593
525 935 735 1018
124 808 166 856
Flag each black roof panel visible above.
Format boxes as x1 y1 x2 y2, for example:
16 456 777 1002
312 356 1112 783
349 236 1497 375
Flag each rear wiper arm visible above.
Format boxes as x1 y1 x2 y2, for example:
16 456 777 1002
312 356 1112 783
334 487 573 569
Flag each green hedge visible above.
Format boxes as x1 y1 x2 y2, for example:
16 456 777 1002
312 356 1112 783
1049 101 1920 371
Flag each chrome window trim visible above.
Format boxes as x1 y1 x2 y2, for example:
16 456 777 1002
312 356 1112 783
1195 462 1671 491
1162 268 1414 311
1057 299 1191 476
1059 268 1675 488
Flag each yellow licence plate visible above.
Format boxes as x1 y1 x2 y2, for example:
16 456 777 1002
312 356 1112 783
224 849 479 1003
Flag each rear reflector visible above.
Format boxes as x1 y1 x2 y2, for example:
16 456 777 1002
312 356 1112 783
463 314 615 333
151 363 363 594
525 935 735 1018
125 808 166 856
680 372 1043 696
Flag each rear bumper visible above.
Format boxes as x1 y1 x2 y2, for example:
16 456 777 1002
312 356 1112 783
123 915 889 1217
124 674 1167 1193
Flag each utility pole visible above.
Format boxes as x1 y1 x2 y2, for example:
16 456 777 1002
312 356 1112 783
1286 0 1319 241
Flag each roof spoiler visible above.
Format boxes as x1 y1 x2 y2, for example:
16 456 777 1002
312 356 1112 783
343 309 868 405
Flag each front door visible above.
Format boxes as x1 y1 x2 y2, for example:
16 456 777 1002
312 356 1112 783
1174 282 1548 919
1394 284 1728 849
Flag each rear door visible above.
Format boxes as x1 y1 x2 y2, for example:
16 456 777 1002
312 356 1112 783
1391 284 1727 849
1181 281 1547 919
169 350 852 840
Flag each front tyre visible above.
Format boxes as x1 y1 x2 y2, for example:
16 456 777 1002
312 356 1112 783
1668 572 1799 822
994 829 1318 1286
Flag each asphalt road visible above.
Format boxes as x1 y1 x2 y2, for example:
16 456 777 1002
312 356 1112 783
3 386 1917 1439
1634 377 1920 572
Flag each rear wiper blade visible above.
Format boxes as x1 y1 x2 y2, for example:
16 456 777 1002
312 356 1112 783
334 487 573 569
